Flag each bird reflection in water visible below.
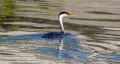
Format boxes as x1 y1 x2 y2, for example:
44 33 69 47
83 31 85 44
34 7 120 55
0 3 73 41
58 37 64 60
57 36 90 62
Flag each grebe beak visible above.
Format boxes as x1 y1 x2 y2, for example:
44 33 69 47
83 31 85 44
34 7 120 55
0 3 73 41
68 14 76 16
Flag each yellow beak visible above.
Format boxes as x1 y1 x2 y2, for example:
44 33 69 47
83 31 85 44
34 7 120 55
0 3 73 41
68 14 76 16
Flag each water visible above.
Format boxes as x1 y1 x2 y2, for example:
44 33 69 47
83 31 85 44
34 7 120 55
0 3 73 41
0 0 120 64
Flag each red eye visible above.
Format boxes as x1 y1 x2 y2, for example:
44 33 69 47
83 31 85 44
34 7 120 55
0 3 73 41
66 12 70 15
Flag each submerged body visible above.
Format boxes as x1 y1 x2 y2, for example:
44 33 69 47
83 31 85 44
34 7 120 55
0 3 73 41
42 32 65 38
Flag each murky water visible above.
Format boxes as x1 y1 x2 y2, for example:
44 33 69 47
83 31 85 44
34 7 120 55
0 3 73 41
0 0 120 64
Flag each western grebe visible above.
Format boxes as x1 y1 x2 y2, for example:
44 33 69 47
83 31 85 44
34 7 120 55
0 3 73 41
42 12 76 38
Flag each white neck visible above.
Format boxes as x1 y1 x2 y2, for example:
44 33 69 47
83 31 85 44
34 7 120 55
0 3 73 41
59 14 67 34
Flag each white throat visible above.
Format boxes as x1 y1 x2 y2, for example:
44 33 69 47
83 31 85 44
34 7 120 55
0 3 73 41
59 14 68 34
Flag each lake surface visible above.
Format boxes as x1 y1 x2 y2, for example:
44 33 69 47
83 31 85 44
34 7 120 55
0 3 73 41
0 0 120 64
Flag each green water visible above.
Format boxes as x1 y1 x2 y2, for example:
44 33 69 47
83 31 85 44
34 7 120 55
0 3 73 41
0 0 15 28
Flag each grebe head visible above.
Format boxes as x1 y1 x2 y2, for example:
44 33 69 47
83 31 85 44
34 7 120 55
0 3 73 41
59 12 76 18
58 12 76 34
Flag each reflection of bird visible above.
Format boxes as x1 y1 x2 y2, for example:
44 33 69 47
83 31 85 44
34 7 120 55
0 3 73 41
42 12 76 38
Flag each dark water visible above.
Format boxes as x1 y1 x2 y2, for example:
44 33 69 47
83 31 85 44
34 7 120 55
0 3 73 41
0 32 90 62
0 0 120 64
